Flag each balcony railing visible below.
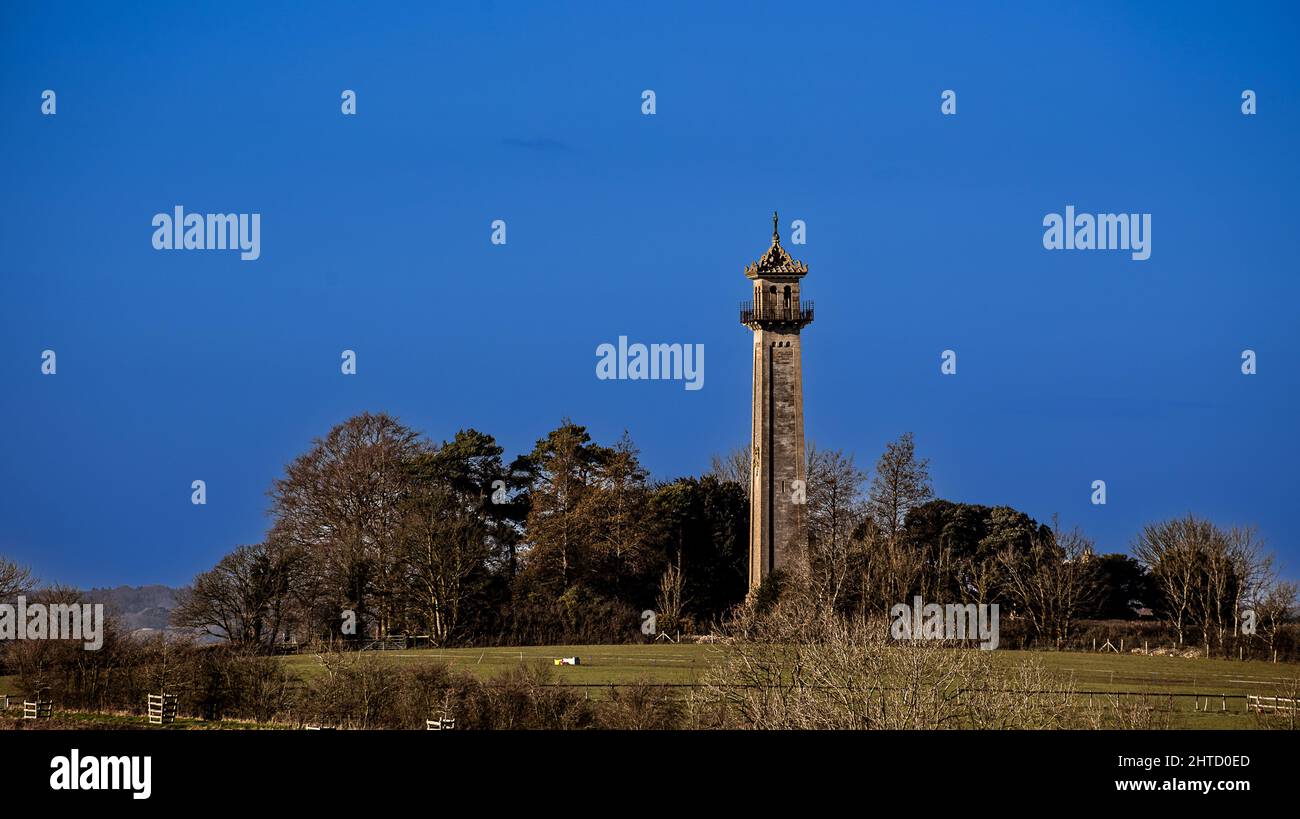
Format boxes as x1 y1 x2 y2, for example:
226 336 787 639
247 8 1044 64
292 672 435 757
740 299 814 326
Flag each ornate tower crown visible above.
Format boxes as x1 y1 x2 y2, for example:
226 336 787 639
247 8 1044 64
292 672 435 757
744 211 808 279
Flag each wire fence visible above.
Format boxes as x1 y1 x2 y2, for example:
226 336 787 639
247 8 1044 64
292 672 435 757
452 681 1282 712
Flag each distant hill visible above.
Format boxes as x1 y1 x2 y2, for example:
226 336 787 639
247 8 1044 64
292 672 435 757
82 584 182 633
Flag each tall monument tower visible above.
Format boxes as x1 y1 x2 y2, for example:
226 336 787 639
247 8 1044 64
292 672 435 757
740 212 813 592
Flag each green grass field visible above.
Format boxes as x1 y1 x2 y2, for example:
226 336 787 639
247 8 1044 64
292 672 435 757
282 643 1300 728
6 645 1298 728
17 644 1286 697
281 643 715 686
282 643 1299 693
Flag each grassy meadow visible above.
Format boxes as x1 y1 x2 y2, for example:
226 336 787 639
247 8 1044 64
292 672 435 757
5 644 1298 729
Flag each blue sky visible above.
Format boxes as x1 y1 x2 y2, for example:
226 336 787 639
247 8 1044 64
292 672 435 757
1 1 1297 587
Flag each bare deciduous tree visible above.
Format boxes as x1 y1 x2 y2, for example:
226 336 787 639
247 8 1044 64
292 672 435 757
172 541 298 652
654 556 685 634
1133 515 1273 653
270 412 425 639
0 557 34 599
1226 526 1272 641
398 483 490 646
708 445 751 499
1132 516 1215 647
689 593 1075 729
805 444 868 611
1255 580 1297 657
854 519 927 618
867 432 933 540
997 519 1100 648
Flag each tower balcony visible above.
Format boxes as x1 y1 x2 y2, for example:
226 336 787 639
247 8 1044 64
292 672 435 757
740 299 814 328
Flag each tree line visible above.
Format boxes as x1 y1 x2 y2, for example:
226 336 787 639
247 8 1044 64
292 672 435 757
158 413 1296 658
170 412 746 649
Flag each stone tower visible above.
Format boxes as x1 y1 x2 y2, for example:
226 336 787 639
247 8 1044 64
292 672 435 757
740 212 813 592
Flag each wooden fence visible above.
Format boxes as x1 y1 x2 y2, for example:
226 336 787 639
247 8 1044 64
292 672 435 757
148 693 179 725
1246 694 1298 713
23 700 53 720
